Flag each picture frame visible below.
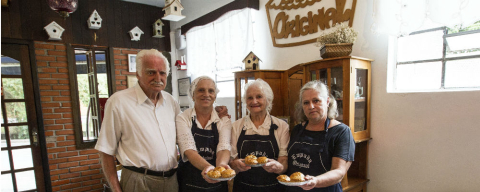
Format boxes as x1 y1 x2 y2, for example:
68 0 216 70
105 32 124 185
178 77 191 96
127 75 137 88
128 54 137 72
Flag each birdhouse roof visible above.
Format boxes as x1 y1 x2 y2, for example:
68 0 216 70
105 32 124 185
163 0 184 11
89 10 102 21
155 19 164 25
242 51 261 62
129 26 144 34
44 21 65 31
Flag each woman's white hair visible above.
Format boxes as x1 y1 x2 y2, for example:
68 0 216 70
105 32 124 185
242 79 274 113
188 76 220 100
136 49 170 76
295 80 338 122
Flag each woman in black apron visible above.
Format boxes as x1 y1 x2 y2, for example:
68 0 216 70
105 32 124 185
286 81 355 192
230 79 290 192
176 76 232 192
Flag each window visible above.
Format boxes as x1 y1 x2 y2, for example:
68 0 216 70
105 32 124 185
186 8 254 98
67 45 114 149
392 21 480 92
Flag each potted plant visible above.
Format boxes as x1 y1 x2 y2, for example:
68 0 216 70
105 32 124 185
316 23 358 58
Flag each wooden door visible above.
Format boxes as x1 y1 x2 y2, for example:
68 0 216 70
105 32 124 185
1 41 47 192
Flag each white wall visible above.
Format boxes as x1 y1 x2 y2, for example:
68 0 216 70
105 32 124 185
172 0 480 191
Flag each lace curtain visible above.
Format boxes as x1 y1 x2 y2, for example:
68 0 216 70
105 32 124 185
186 8 253 79
372 0 480 36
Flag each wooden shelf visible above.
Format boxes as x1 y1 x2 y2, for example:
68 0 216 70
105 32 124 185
355 137 372 144
343 177 370 192
355 98 365 102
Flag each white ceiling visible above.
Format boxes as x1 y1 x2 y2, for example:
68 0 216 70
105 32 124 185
121 0 165 7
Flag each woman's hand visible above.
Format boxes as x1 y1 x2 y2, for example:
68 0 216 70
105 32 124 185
201 165 219 183
299 175 317 190
263 159 284 174
215 106 231 119
229 158 251 173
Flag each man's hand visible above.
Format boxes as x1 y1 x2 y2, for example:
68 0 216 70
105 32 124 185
215 106 231 119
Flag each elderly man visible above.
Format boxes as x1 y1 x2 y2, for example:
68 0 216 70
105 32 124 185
97 49 229 191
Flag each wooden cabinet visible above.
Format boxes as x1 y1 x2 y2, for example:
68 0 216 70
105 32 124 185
234 56 372 191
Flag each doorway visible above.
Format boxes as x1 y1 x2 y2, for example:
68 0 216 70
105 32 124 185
1 40 49 191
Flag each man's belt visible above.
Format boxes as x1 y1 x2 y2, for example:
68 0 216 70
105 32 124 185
124 166 177 177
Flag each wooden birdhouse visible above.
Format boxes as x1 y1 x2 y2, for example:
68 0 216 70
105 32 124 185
87 10 102 29
242 51 261 70
153 19 164 38
44 21 65 41
128 26 144 41
162 0 185 22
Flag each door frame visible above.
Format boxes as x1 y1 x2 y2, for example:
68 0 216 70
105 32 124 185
2 38 52 191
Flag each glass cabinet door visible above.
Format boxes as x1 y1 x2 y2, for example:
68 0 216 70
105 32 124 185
354 69 368 132
330 67 343 122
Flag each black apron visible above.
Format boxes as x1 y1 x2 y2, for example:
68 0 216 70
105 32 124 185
286 119 342 192
178 118 228 192
233 117 285 192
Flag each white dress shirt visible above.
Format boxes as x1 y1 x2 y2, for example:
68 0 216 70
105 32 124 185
230 113 290 159
176 107 232 162
95 84 181 171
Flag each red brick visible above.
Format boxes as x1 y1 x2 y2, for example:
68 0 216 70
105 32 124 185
56 130 74 135
58 80 69 84
59 172 80 179
62 102 72 107
40 91 60 96
80 149 98 155
48 50 67 56
91 174 104 179
36 56 56 61
50 168 69 175
56 136 66 141
92 183 104 190
50 164 58 170
37 61 48 66
81 169 100 176
63 113 72 118
43 108 53 113
38 73 51 78
57 141 75 147
53 97 71 102
49 154 55 159
54 108 72 113
52 85 69 90
41 97 52 102
50 62 67 67
64 124 74 129
89 154 100 159
51 179 70 186
55 118 73 124
122 71 135 75
70 175 91 182
56 45 66 50
48 147 66 153
46 125 63 130
121 50 139 54
83 179 101 185
79 159 99 166
66 135 75 140
60 183 81 190
39 85 52 90
48 158 68 164
116 65 128 70
39 79 58 84
70 166 89 173
114 60 121 64
57 151 78 158
114 55 127 60
116 75 126 80
35 50 46 55
67 146 76 151
121 60 128 64
51 74 69 79
58 68 69 73
73 186 93 192
43 120 55 125
39 68 58 73
35 43 55 49
68 156 88 162
46 141 55 147
52 186 61 191
59 161 79 169
42 103 61 107
44 114 62 119
90 164 101 169
56 56 67 61
51 175 59 181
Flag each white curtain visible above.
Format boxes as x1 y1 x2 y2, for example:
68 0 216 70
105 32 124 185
186 8 253 79
373 0 480 36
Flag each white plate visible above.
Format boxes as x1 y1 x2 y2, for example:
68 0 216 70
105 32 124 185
278 180 308 186
247 163 266 167
206 175 235 181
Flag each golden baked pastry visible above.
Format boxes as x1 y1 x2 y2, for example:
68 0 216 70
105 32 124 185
207 170 221 178
214 166 226 173
245 158 258 165
277 175 290 182
290 172 305 182
257 156 268 164
221 169 236 178
245 154 257 161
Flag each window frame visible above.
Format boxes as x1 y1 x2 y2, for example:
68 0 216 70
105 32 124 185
67 44 115 149
394 27 480 91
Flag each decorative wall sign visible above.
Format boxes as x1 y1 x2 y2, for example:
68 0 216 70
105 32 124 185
178 77 191 96
128 54 137 72
44 21 65 41
265 0 357 47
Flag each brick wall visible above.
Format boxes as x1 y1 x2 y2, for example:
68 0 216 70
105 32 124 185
34 41 140 191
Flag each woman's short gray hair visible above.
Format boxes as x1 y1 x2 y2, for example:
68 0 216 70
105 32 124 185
136 49 170 77
188 76 220 100
295 80 338 122
243 79 274 113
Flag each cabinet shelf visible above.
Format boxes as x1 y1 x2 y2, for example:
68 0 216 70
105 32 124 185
343 177 370 192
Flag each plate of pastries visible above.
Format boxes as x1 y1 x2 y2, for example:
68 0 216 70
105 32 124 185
206 166 236 181
277 172 308 186
243 155 268 167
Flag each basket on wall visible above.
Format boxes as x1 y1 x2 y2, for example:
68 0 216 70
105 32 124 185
320 43 353 59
